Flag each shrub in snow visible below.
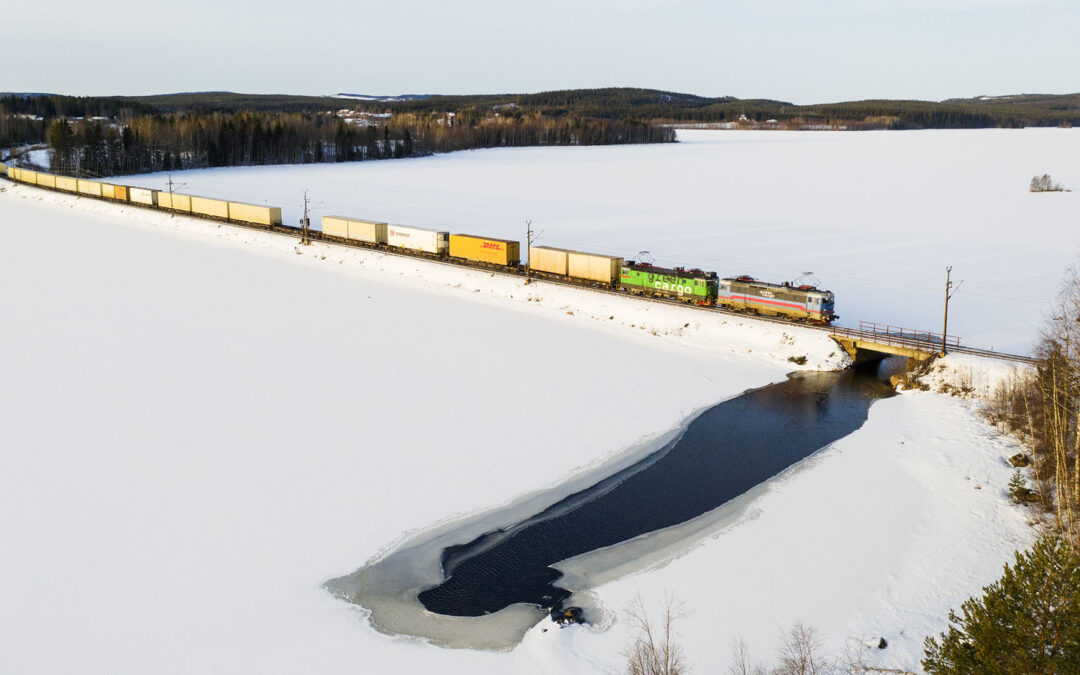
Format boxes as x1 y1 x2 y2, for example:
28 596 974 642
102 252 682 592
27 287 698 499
1029 174 1067 192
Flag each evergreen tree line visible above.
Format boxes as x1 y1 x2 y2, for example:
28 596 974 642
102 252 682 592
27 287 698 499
43 110 674 177
0 94 155 121
0 104 45 148
372 89 1080 128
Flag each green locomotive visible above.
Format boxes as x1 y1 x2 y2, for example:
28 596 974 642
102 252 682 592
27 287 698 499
619 261 718 305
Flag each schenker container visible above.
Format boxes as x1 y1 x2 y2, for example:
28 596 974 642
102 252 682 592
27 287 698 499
450 234 520 266
387 224 449 255
227 201 282 227
322 215 388 244
568 251 623 286
528 246 574 276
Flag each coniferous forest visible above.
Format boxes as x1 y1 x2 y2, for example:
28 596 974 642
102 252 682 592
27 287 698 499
40 110 673 177
2 87 1077 176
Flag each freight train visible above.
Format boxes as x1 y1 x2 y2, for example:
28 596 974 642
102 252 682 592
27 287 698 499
2 163 837 324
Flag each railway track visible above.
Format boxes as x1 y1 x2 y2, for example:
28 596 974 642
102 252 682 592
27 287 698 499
1 171 1038 365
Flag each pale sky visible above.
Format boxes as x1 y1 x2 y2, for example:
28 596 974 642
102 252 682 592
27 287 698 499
5 0 1078 103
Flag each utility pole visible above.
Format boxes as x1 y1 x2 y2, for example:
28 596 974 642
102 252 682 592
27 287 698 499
165 174 186 195
300 190 312 245
942 266 963 357
524 219 535 284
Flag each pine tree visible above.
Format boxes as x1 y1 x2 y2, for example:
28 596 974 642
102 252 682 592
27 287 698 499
922 536 1080 674
1008 470 1033 503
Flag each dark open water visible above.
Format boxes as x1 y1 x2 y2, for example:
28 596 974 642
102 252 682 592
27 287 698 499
419 364 896 617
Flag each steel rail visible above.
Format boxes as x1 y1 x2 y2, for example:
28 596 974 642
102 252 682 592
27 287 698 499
0 171 1039 365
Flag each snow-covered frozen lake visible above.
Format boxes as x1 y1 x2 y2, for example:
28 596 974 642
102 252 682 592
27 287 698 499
0 130 1049 674
129 128 1080 353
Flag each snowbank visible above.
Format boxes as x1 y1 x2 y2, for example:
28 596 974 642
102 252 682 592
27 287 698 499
124 128 1080 353
0 160 1038 674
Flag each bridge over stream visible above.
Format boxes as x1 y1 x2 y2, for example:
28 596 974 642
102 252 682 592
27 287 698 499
830 321 1038 365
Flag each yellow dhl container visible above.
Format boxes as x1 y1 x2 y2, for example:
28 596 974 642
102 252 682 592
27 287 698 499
113 185 129 201
449 234 521 266
56 176 78 192
191 195 230 219
228 202 282 226
77 179 102 197
36 173 57 189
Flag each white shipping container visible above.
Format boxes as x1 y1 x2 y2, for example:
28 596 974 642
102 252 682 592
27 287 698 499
129 187 156 206
568 251 622 285
387 224 448 254
529 246 572 276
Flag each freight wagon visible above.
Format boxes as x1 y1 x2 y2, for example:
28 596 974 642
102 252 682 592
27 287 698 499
228 201 282 228
387 224 449 255
4 165 841 326
322 215 388 245
77 179 103 197
191 195 230 220
567 251 622 287
158 191 192 213
449 234 520 267
620 262 718 305
717 276 836 324
528 246 574 278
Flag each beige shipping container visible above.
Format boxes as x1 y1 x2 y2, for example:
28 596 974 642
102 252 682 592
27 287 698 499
77 179 102 197
191 195 230 219
100 183 115 199
568 251 623 285
129 187 156 205
321 216 350 239
228 201 282 226
158 192 191 212
528 246 573 276
348 218 388 244
36 173 57 189
56 176 78 192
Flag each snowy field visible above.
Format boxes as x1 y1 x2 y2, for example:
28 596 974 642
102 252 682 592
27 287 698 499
127 128 1080 353
0 136 1040 675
